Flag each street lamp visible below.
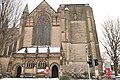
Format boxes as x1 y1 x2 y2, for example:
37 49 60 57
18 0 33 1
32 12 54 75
85 46 92 80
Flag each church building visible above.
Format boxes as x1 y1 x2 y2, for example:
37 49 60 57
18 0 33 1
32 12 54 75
0 0 102 78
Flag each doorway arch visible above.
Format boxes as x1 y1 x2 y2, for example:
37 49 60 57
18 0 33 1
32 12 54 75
16 66 22 78
52 65 58 78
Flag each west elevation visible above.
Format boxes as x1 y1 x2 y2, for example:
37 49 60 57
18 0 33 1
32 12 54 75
0 0 102 78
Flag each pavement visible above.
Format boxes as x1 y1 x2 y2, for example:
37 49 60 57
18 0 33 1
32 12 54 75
1 78 59 80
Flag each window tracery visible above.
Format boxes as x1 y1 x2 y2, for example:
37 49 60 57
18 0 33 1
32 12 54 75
33 11 51 46
26 61 35 68
37 61 47 69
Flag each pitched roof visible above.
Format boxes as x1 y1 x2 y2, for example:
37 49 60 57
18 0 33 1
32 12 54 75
29 0 56 16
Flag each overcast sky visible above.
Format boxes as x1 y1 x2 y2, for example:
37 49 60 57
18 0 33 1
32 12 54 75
28 0 120 52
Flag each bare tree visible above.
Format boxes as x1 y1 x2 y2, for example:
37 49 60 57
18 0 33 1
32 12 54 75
0 0 27 56
101 18 120 76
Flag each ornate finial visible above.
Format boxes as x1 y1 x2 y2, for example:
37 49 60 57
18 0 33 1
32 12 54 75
25 47 28 53
36 46 39 53
47 46 50 53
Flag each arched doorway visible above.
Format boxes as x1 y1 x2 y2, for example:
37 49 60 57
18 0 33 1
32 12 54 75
52 65 58 78
16 66 22 78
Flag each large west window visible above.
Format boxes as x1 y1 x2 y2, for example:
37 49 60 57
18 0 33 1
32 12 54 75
33 12 51 46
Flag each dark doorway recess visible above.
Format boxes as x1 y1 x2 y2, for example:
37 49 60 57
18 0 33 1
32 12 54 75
16 66 22 78
52 65 58 78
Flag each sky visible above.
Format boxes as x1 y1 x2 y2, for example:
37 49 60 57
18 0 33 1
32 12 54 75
28 0 120 53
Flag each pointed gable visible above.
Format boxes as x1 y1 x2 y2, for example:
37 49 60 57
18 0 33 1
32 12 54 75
29 0 56 17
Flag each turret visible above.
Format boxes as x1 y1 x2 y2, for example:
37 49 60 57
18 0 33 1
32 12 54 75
22 4 29 18
18 4 29 50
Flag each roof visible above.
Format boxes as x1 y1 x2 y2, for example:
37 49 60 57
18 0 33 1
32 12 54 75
29 0 56 16
16 47 61 53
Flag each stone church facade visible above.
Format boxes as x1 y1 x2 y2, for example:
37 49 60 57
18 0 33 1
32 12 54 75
0 0 102 78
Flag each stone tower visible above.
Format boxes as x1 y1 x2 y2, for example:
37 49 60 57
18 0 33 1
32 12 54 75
58 4 102 72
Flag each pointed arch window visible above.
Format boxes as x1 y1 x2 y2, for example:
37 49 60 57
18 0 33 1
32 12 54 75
38 61 47 69
33 12 51 46
26 61 35 68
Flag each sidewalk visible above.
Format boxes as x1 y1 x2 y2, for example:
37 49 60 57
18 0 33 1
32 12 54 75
1 78 59 80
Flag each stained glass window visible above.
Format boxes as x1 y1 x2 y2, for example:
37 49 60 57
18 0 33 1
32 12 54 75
33 12 51 46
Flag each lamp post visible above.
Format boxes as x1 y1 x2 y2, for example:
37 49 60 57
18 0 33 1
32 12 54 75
85 46 92 80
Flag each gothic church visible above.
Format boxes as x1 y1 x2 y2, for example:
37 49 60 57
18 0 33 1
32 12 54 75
0 0 102 78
